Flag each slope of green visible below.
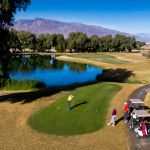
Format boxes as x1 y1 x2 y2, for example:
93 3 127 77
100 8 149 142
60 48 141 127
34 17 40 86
28 83 121 136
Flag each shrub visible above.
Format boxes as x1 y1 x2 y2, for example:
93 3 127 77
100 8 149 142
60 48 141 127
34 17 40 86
0 79 46 90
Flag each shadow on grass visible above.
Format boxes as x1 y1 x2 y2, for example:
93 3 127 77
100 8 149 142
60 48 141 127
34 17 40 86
71 101 88 110
0 82 97 104
0 68 134 104
97 68 135 83
116 116 124 125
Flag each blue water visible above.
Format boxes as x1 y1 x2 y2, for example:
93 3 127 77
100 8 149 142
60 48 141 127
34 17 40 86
9 55 102 87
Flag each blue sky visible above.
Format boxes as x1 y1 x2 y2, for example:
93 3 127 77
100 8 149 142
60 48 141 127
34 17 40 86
15 0 150 34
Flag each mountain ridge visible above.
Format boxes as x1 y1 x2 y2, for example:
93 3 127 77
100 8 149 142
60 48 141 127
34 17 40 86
13 18 149 42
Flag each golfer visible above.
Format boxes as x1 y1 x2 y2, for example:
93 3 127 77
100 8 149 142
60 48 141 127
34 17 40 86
123 102 129 123
107 108 117 126
67 95 74 111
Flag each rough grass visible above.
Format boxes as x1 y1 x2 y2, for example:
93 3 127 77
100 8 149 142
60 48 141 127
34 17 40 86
124 79 143 84
0 79 45 91
28 83 121 136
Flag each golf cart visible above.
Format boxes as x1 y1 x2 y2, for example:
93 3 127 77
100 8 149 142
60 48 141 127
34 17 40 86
128 99 144 111
128 99 144 114
130 109 150 138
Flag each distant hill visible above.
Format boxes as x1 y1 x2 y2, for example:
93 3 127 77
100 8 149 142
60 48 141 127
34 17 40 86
135 33 150 42
13 18 150 42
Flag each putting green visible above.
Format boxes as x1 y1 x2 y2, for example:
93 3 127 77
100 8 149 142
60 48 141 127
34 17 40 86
28 83 121 136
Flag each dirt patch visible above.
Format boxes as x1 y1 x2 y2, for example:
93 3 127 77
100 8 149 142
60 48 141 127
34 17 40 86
0 83 140 150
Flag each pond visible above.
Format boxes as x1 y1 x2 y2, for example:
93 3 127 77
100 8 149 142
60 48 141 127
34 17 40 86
8 55 103 87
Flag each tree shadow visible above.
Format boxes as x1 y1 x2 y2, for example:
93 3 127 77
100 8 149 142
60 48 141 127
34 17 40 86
115 116 124 125
0 68 134 104
96 68 134 82
71 101 88 110
0 82 97 104
0 88 61 104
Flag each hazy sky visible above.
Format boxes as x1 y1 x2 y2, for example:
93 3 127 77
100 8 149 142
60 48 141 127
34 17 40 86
15 0 150 34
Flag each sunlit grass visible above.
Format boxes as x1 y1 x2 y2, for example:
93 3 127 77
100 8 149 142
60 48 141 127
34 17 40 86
72 54 129 64
28 83 121 136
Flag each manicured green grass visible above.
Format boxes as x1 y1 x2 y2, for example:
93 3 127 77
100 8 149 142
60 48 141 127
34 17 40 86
72 54 128 64
0 79 45 90
28 83 121 136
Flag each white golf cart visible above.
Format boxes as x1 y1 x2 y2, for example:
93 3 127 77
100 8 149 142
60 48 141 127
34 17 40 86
128 99 144 112
130 109 150 138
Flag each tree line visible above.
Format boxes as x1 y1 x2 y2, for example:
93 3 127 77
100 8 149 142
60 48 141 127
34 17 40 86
8 29 145 53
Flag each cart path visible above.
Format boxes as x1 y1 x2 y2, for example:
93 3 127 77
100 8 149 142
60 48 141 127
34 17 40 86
128 84 150 150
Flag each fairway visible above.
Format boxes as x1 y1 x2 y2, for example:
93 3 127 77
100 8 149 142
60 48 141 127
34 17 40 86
28 83 121 136
72 54 129 64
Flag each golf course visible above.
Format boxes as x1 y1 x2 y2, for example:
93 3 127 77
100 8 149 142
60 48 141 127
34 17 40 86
0 52 147 150
1 0 150 149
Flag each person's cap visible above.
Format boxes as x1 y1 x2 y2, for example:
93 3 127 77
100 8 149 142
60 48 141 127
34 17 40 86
124 102 127 104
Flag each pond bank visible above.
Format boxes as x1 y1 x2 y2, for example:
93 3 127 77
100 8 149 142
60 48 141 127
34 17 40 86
56 55 118 69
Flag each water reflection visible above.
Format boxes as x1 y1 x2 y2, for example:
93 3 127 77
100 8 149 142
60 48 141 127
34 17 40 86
7 55 102 87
